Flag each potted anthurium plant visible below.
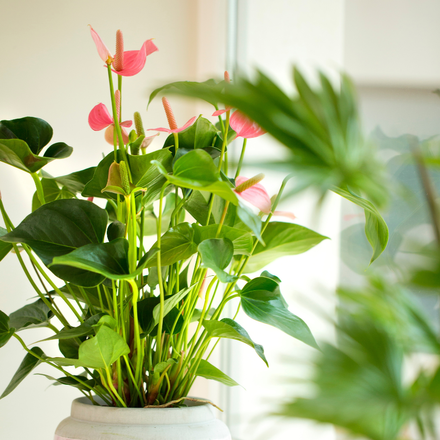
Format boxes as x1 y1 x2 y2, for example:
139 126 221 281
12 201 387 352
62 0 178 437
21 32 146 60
0 26 388 440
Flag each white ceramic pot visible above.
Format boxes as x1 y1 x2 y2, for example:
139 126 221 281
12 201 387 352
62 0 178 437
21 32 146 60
54 397 231 440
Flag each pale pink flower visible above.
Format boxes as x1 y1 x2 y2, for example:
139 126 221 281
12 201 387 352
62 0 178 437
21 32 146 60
230 111 266 139
90 26 158 77
235 176 296 220
235 176 272 213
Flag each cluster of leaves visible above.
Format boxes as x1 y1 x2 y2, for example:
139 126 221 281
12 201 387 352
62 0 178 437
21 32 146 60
0 113 323 408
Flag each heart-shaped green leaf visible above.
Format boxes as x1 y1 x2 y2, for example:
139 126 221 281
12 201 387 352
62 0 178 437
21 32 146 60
0 117 52 155
196 359 240 387
1 347 44 399
42 313 105 341
0 310 14 348
50 238 159 286
198 238 237 283
0 199 108 285
193 224 253 256
41 167 95 194
162 117 219 152
152 149 238 205
240 296 318 349
150 222 197 267
244 222 328 273
0 227 12 262
203 318 268 366
9 299 53 331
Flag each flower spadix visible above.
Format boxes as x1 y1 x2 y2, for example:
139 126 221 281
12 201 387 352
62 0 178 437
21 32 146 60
148 97 196 134
90 26 158 76
212 71 233 116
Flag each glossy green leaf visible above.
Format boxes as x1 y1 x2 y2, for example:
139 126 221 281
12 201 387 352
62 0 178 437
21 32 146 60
236 204 264 244
240 296 318 349
152 149 238 204
152 286 192 326
333 187 389 264
0 138 72 173
9 299 53 331
82 149 172 203
0 227 12 262
0 310 14 348
196 359 240 387
142 193 184 236
193 224 253 256
1 347 44 399
79 325 130 369
51 239 159 285
31 178 74 211
42 313 105 341
41 167 96 194
241 275 287 308
162 117 219 152
184 190 225 225
37 373 97 392
198 238 237 283
245 222 328 273
203 318 268 366
51 325 130 370
0 199 108 285
0 117 52 155
151 223 197 267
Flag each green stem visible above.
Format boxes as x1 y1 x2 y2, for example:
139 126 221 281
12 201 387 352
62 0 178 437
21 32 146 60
155 183 169 363
217 110 230 172
127 279 143 387
107 65 128 165
235 138 247 178
31 172 45 205
24 246 84 323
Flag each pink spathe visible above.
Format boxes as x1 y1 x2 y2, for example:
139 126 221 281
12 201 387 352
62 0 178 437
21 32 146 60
229 111 266 139
89 26 158 76
88 103 132 146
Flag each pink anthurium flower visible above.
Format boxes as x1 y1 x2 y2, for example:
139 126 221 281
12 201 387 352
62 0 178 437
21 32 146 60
88 103 132 146
235 176 272 213
148 97 196 134
230 111 266 139
235 175 296 220
90 26 158 77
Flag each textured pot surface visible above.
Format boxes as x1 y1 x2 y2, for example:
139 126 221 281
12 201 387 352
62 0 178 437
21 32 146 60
54 397 231 440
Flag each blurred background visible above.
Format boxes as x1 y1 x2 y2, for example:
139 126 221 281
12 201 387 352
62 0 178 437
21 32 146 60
1 1 440 439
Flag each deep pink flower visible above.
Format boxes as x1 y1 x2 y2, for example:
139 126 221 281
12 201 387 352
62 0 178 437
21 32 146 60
148 97 196 134
90 26 158 77
235 176 296 220
230 111 266 139
88 103 132 146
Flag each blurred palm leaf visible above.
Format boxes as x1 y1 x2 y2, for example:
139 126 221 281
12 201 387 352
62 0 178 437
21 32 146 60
152 69 389 263
277 278 440 440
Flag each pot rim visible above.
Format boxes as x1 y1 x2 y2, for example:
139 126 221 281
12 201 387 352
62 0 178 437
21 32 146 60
71 396 217 425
